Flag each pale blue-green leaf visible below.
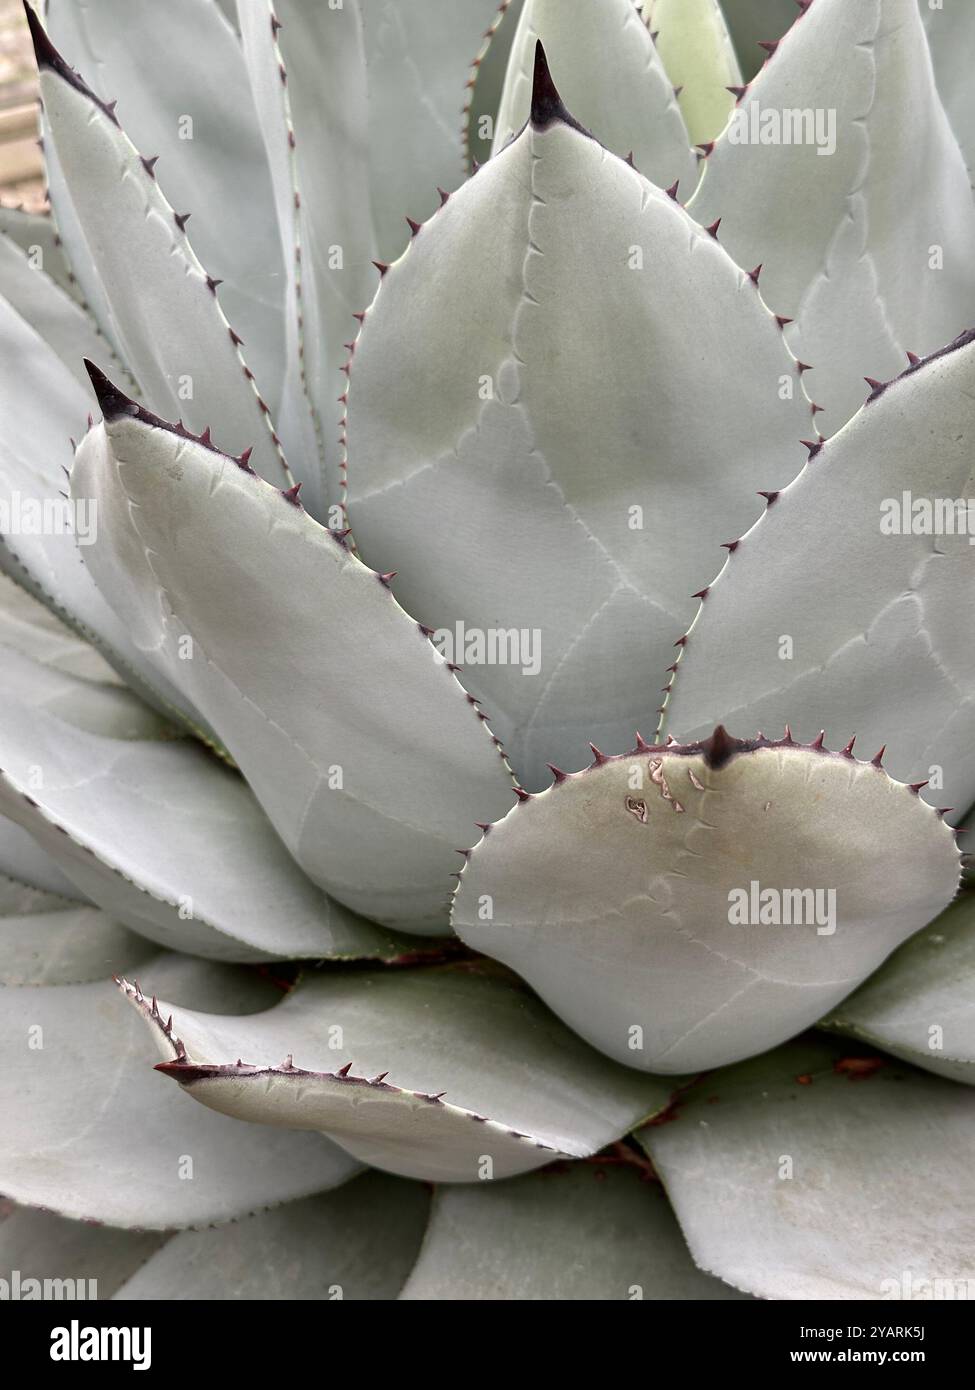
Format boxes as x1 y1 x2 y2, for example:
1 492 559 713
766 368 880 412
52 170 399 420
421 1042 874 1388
453 736 960 1073
45 0 287 412
0 872 153 986
116 1172 430 1300
0 204 83 304
493 0 696 189
127 962 673 1183
637 1035 975 1300
346 107 812 791
0 1206 165 1298
822 892 975 1084
74 397 516 933
0 644 402 963
30 13 291 486
665 332 975 824
689 0 975 428
921 0 975 180
0 952 360 1227
399 1161 748 1300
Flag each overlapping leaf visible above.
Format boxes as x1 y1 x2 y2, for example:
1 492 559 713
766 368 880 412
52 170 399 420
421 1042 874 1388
0 642 401 962
74 379 516 932
453 731 960 1073
399 1161 747 1300
822 892 975 1084
347 53 812 791
665 331 975 822
689 0 975 426
638 1035 975 1300
0 952 360 1227
128 961 674 1182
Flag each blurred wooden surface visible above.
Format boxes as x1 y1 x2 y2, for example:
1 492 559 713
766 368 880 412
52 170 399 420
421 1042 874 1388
0 0 44 209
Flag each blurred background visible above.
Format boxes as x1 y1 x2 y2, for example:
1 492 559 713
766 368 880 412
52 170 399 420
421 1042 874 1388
0 0 43 209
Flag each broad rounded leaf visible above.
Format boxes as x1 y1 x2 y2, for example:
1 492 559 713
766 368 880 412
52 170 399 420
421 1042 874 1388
0 952 360 1228
452 731 961 1073
130 961 674 1183
493 0 696 189
665 331 975 822
347 63 812 790
74 381 516 933
0 644 400 963
399 1161 747 1300
689 0 975 428
638 1035 975 1300
115 1172 429 1300
822 892 975 1084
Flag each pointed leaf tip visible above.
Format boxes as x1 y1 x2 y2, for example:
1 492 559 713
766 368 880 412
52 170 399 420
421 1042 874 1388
529 39 589 137
700 724 736 769
84 360 138 422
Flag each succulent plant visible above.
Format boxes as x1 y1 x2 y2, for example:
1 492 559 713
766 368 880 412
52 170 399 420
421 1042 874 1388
1 0 974 1303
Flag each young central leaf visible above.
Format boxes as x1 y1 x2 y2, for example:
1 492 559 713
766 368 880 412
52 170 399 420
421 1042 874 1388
452 730 961 1073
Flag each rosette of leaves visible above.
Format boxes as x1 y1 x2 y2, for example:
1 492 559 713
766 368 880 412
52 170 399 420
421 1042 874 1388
0 0 973 1302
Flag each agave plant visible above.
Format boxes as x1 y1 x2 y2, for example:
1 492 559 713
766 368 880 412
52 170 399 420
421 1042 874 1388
0 0 973 1304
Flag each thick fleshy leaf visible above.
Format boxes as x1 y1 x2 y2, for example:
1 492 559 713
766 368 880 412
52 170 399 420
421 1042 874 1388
0 204 83 304
235 0 333 519
45 0 287 418
922 0 975 180
27 8 291 486
689 0 975 428
399 1160 747 1300
453 730 961 1074
665 331 975 822
0 953 360 1227
0 814 80 898
0 570 120 685
38 121 122 355
130 961 674 1183
0 644 404 963
645 0 742 146
822 892 975 1084
492 0 696 188
358 0 513 263
235 0 506 510
0 240 221 734
346 59 814 791
637 1035 975 1300
0 1206 166 1300
0 873 153 986
720 0 801 79
465 0 523 169
74 380 516 933
116 1172 429 1300
0 227 119 392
